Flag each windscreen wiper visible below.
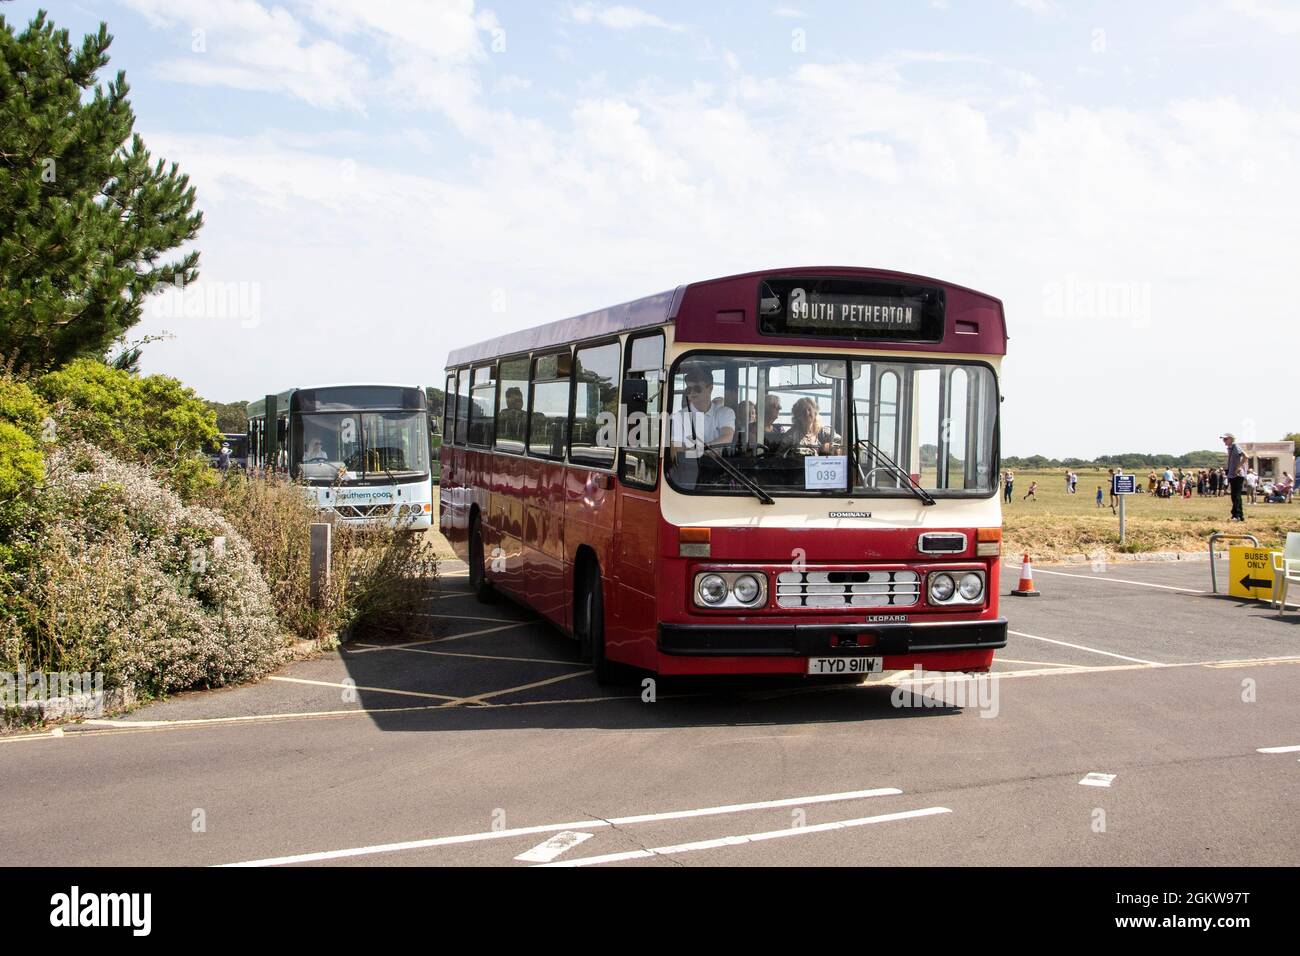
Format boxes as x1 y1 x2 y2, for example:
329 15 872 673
697 444 775 505
853 437 936 506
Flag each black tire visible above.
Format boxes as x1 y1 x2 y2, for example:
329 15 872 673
467 517 496 603
578 564 620 685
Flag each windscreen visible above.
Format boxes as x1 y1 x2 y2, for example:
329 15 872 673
295 408 430 481
666 353 996 497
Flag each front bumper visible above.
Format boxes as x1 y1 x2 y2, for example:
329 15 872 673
658 618 1007 657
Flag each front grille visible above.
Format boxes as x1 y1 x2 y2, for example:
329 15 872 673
776 570 920 609
334 504 397 519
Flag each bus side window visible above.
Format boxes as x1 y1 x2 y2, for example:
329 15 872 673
528 351 571 460
454 368 470 445
442 373 455 442
620 331 664 488
469 364 496 447
494 357 530 454
570 341 620 469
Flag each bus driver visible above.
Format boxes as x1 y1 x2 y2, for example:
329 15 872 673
670 364 735 456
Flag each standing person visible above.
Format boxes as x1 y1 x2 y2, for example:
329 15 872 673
1107 468 1119 514
1022 480 1038 502
1064 469 1071 494
1095 485 1104 508
1246 468 1258 505
1070 471 1078 494
218 442 231 472
1221 432 1247 521
1003 469 1014 504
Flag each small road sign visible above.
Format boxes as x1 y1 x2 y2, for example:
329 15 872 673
1113 474 1136 494
1228 546 1276 601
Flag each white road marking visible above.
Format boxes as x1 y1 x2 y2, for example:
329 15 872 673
539 807 952 867
993 658 1080 668
1078 772 1117 787
1256 745 1300 754
1008 630 1162 665
514 831 594 863
1017 565 1203 594
442 670 592 706
344 621 528 653
218 786 904 866
411 613 529 624
10 654 1297 745
267 676 460 701
351 644 575 666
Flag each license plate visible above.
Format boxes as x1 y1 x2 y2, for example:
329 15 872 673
807 656 882 676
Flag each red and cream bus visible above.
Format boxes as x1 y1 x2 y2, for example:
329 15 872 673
439 267 1006 682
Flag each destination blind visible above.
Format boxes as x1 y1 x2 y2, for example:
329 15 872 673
758 277 944 341
788 293 925 332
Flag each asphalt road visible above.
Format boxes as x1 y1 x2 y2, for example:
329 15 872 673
1 556 1297 868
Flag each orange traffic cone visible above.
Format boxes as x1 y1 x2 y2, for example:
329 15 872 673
1011 553 1041 597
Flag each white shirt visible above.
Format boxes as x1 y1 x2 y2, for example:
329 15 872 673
671 402 736 447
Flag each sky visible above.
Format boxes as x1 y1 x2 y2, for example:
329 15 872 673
8 0 1299 458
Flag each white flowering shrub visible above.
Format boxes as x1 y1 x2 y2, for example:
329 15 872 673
0 443 288 695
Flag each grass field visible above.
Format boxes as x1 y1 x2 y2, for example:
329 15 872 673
1002 468 1296 562
425 469 1298 568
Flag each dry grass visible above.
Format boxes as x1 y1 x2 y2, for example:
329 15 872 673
206 473 440 645
1002 468 1297 563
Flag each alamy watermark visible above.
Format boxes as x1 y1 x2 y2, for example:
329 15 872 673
2 669 105 717
890 666 1000 718
148 277 262 329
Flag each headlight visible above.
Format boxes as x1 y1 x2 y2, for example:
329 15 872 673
698 574 728 605
928 573 955 603
958 572 984 601
732 574 762 604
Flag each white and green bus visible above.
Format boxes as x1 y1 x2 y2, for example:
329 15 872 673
246 383 433 529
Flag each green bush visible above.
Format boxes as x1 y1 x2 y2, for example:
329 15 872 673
0 373 49 497
36 358 219 500
38 358 220 459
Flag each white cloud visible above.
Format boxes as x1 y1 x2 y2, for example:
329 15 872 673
1225 0 1300 34
771 6 808 18
121 0 368 109
130 23 1300 457
566 3 687 32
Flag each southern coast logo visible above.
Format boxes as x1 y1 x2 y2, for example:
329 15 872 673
49 886 151 936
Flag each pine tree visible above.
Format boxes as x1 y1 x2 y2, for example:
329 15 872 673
0 10 203 371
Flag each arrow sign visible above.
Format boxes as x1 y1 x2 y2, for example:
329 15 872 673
1240 574 1271 592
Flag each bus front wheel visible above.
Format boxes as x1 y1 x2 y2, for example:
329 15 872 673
578 565 620 686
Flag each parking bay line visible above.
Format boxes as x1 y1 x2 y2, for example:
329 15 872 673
1257 745 1300 754
219 786 905 866
344 622 529 654
539 806 952 868
1018 566 1204 594
19 654 1299 745
267 676 461 701
445 669 594 706
1007 630 1163 666
351 644 577 666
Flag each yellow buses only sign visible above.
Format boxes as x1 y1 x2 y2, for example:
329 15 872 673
1228 546 1275 601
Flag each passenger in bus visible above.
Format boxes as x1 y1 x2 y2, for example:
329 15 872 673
777 397 840 455
669 365 735 453
763 394 785 443
734 400 758 447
